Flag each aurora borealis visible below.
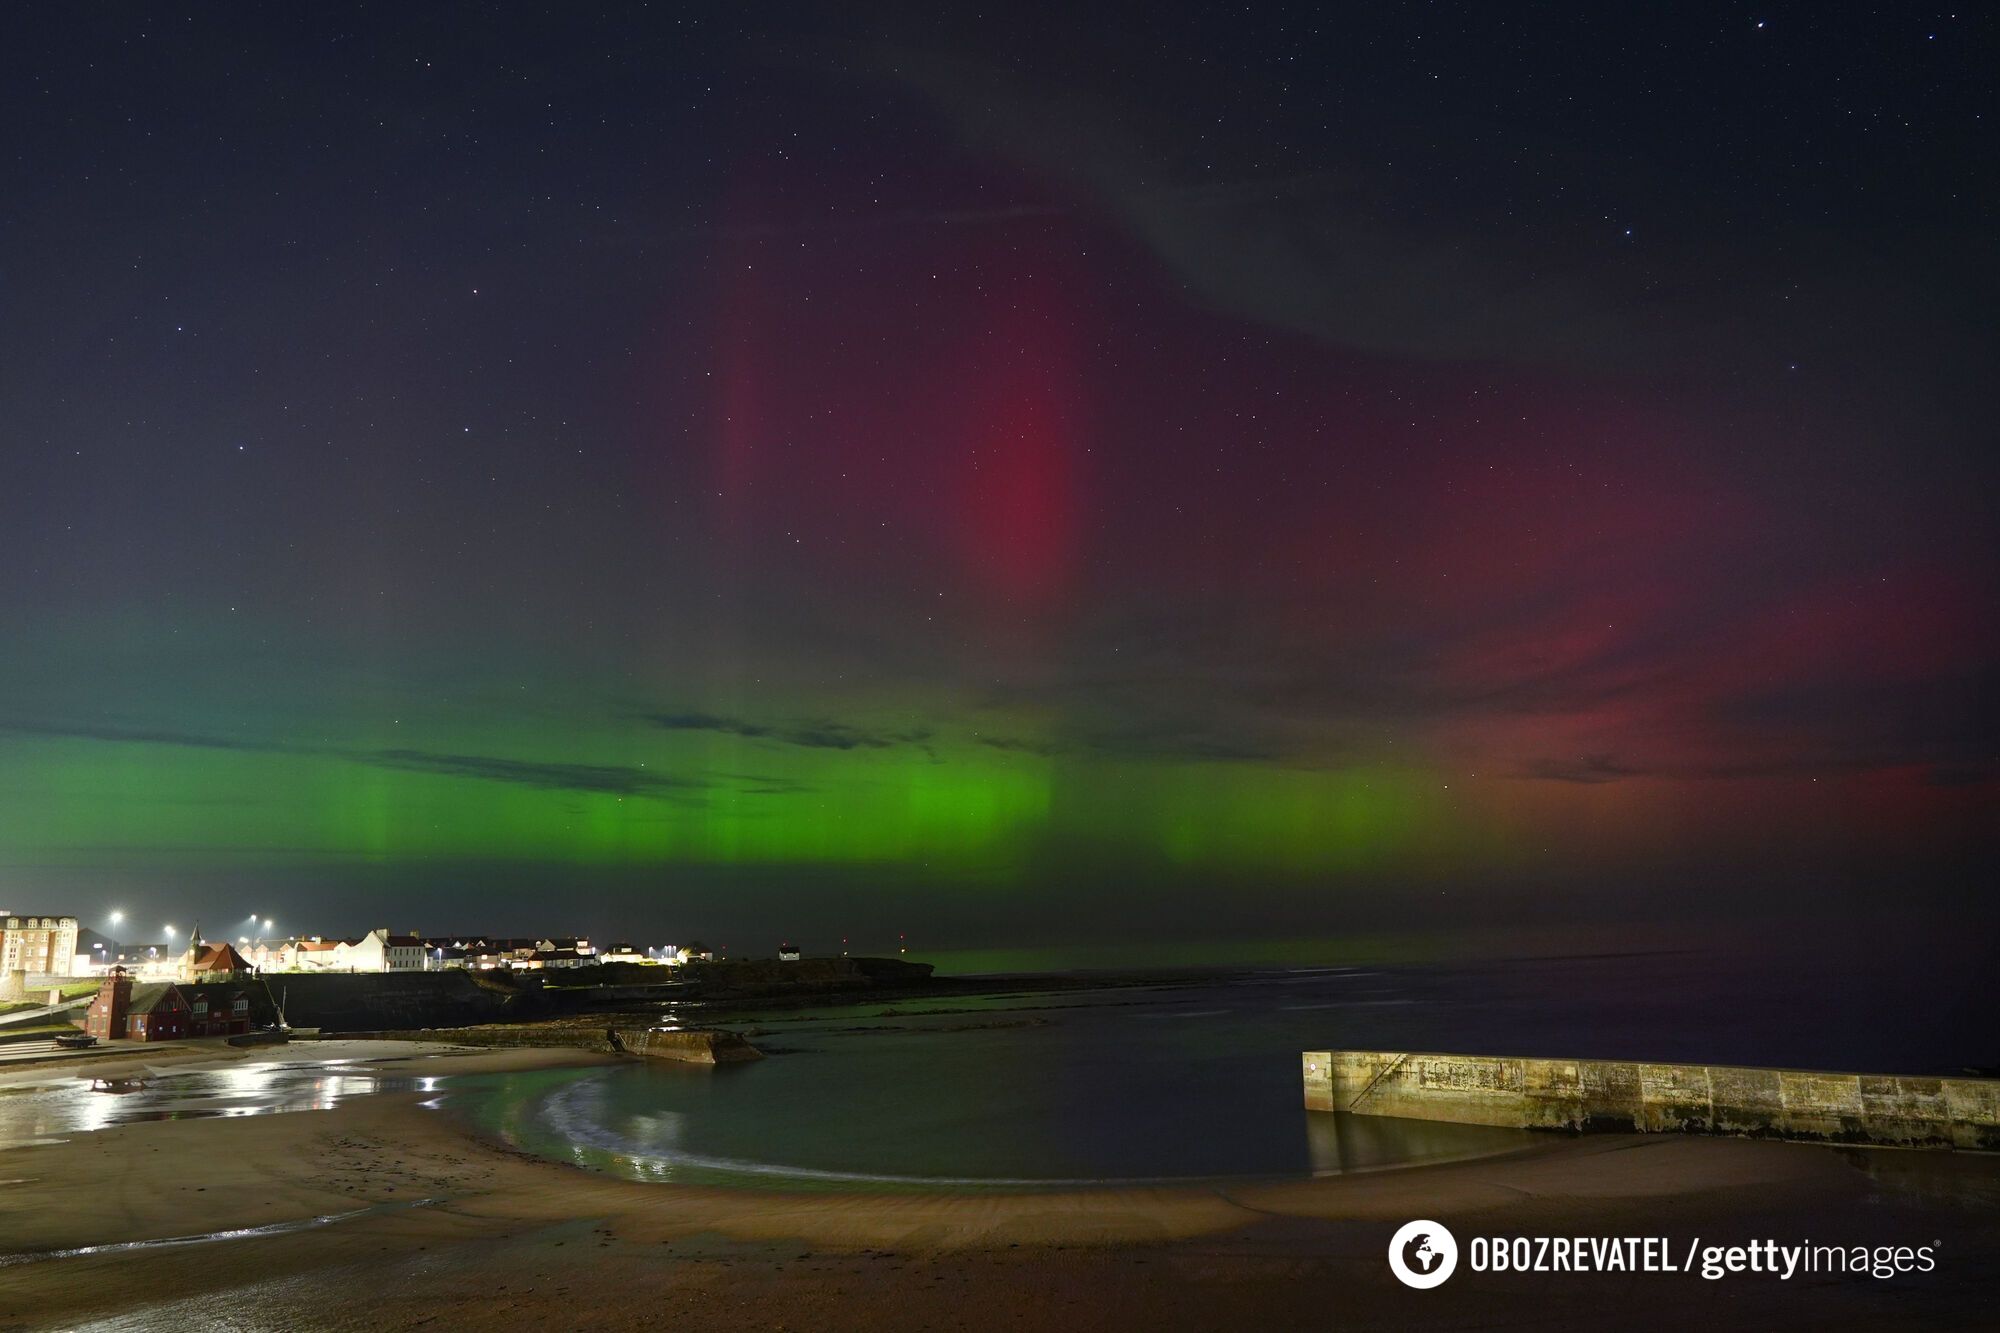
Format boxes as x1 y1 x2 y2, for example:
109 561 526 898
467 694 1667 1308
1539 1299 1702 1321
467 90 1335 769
2 6 1993 956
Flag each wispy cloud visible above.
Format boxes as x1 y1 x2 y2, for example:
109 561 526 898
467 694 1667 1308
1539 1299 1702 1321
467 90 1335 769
0 716 709 799
369 749 699 796
642 710 932 752
0 718 304 755
1521 754 1643 784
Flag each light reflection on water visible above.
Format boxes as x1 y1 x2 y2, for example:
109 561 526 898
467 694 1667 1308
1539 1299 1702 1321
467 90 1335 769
7 950 1969 1189
451 946 1988 1193
455 1061 1533 1192
450 971 1549 1192
0 1062 433 1149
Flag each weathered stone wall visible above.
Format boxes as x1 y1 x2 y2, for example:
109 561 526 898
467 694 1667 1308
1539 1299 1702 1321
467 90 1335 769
1303 1049 2000 1150
273 972 519 1032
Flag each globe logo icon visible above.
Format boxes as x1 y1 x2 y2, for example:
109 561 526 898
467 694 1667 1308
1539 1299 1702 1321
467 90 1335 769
1387 1219 1459 1288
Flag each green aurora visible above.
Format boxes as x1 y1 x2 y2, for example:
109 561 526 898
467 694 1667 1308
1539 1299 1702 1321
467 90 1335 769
2 709 1448 875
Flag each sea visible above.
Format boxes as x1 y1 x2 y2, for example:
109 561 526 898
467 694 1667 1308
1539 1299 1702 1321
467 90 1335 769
450 943 1990 1189
3 944 1987 1189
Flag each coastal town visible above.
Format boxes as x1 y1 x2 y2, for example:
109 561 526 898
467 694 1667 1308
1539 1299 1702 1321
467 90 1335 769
1 909 909 1055
3 910 724 983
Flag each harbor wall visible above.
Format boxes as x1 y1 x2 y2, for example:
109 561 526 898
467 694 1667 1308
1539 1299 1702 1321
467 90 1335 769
1303 1049 2000 1150
274 972 520 1032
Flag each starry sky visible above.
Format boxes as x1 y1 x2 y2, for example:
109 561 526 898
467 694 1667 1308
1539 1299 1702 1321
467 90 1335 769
2 5 1993 960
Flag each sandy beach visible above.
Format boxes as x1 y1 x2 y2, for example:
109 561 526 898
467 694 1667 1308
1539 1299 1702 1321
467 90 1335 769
1 1041 1996 1330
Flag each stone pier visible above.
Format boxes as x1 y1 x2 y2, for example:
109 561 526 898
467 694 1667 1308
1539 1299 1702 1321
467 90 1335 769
1304 1049 2000 1150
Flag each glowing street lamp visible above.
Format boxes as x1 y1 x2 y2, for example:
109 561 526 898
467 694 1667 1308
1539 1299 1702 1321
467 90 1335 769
108 909 126 928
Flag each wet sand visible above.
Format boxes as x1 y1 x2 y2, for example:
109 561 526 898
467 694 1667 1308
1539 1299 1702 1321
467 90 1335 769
1 1042 1996 1330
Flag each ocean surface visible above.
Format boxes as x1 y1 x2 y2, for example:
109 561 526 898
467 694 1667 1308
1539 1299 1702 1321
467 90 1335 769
452 945 1992 1189
3 947 1986 1188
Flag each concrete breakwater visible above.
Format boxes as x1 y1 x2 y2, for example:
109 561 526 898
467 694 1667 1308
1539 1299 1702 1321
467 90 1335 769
610 1027 763 1064
1304 1049 2000 1150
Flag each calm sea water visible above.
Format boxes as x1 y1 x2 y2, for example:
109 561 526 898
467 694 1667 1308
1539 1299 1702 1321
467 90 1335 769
3 947 1984 1188
451 945 1993 1189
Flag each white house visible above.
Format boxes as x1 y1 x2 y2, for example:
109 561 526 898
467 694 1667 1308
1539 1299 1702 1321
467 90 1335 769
254 930 427 972
339 930 428 972
284 939 347 971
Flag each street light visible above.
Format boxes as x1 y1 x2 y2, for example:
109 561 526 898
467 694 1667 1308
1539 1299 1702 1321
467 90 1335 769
108 910 125 927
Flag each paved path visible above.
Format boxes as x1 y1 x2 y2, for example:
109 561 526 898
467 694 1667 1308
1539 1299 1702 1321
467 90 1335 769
0 995 92 1027
0 1038 110 1065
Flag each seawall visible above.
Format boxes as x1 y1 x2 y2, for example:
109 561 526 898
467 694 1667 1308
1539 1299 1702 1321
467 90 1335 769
1303 1049 2000 1150
272 972 521 1032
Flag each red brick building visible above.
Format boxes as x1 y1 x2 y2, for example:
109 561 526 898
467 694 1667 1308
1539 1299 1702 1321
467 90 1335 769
84 968 262 1042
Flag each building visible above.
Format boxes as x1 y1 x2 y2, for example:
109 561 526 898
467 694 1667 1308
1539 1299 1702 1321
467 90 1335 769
181 939 254 981
69 927 119 976
92 944 179 979
538 937 596 959
459 940 528 970
778 943 802 962
254 929 428 973
287 938 347 971
516 948 588 970
598 943 651 964
242 938 292 972
85 969 264 1043
437 937 582 970
343 929 427 973
124 983 192 1040
179 983 259 1036
425 935 525 969
1 914 80 976
86 975 187 1042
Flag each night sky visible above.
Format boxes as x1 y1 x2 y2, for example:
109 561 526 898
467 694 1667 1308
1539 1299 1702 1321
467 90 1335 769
3 5 1994 960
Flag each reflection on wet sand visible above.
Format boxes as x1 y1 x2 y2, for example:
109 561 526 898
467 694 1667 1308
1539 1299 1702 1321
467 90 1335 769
1304 1106 1534 1175
0 1060 436 1149
0 1197 442 1269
